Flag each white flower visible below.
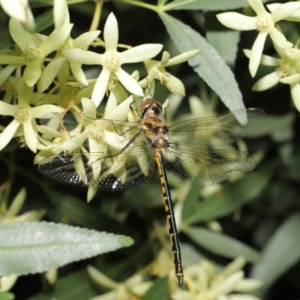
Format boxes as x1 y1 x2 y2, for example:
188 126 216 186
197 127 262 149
0 80 64 152
1 0 35 32
3 18 72 88
244 46 300 112
172 258 262 300
140 49 200 96
87 265 152 300
63 13 163 107
217 0 300 77
37 0 100 92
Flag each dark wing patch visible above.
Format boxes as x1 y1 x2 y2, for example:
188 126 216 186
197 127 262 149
38 147 155 191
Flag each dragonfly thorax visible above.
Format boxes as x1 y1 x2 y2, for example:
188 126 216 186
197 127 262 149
142 100 170 155
140 99 163 119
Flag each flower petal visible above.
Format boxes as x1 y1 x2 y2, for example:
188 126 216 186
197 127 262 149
0 55 25 65
252 71 280 91
268 3 300 22
104 13 118 52
0 65 16 86
1 0 27 22
249 31 268 77
248 0 266 15
82 98 96 119
115 68 143 96
23 5 35 33
290 83 300 112
243 49 281 66
91 68 111 107
0 119 20 150
38 56 66 92
0 101 16 116
120 44 163 64
24 59 42 87
53 0 70 29
88 137 102 180
31 105 64 118
284 48 300 62
271 2 300 23
164 73 185 96
23 119 37 152
210 271 244 296
269 28 293 49
41 24 73 57
166 49 201 66
280 74 300 85
63 49 103 65
217 12 257 30
104 92 118 116
104 95 134 120
70 61 89 86
9 18 35 50
73 31 101 48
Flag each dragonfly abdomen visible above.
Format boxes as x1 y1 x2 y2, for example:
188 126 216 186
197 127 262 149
154 153 184 287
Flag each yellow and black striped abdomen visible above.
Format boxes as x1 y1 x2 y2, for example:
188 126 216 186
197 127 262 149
154 153 184 287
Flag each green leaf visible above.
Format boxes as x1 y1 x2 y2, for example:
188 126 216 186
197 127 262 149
251 213 300 290
27 269 98 300
163 0 273 10
121 183 163 210
35 10 54 33
141 276 169 300
206 31 240 66
45 190 136 237
0 31 13 51
183 159 279 226
249 112 295 142
159 13 246 123
182 185 200 221
205 11 241 67
184 226 261 262
0 222 133 276
0 292 15 300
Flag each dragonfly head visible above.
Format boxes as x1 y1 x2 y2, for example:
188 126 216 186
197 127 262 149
139 99 163 119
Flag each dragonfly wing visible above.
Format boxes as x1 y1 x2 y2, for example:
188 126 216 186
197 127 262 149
163 145 256 186
38 115 156 191
38 146 155 191
168 108 266 146
39 112 144 150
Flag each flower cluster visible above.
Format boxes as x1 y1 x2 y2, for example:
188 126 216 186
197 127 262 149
172 257 262 300
0 0 198 199
87 254 262 300
217 0 300 112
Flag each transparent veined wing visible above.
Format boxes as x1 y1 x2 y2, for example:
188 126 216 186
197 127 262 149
167 108 266 146
163 145 256 186
38 112 156 190
38 108 265 189
163 108 265 186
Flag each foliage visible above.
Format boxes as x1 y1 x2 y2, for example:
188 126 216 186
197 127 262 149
0 0 299 299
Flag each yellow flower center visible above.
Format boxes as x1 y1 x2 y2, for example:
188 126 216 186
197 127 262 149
154 68 169 84
14 107 30 123
256 14 274 32
104 52 120 72
24 46 39 61
278 63 296 78
57 37 72 54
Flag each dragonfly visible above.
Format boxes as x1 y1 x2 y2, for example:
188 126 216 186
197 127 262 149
38 99 266 288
